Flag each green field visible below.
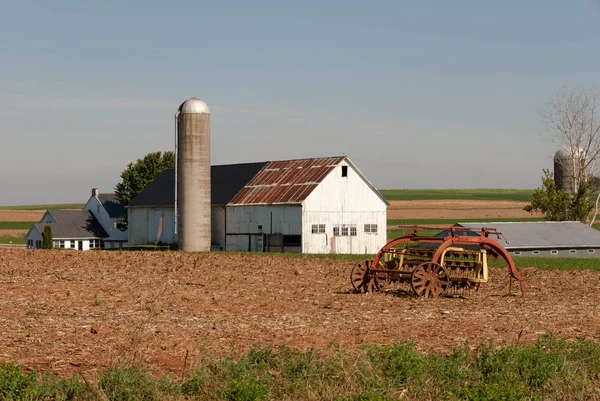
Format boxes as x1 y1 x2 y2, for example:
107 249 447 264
0 203 84 210
0 221 36 230
380 188 534 202
0 237 25 244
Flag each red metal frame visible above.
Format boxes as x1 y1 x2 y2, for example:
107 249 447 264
372 226 524 294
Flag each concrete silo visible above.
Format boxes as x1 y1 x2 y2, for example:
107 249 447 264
554 148 585 193
176 97 211 251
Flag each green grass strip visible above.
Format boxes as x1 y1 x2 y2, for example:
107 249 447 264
0 237 26 244
380 188 533 202
0 222 36 230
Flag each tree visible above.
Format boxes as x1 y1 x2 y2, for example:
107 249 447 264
42 225 53 249
525 86 600 223
114 151 175 229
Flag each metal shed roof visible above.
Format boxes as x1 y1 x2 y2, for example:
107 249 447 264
458 221 600 249
229 156 346 205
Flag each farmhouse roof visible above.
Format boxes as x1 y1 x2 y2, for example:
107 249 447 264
34 210 108 239
97 193 125 218
127 162 269 207
456 221 600 249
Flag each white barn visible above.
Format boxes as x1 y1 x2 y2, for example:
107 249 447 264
127 156 388 254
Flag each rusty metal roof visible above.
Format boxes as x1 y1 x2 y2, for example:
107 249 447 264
229 156 346 205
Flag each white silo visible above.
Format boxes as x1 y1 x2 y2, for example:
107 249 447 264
175 97 211 251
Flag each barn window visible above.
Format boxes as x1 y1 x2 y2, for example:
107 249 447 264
311 224 325 234
364 224 378 234
350 225 357 236
341 225 349 236
513 251 521 255
532 250 540 255
550 250 558 255
588 249 595 254
569 249 577 254
342 166 348 177
333 226 340 236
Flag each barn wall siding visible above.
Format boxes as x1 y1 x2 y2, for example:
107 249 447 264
302 162 387 254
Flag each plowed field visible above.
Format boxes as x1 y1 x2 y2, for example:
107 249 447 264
0 249 598 377
387 200 542 220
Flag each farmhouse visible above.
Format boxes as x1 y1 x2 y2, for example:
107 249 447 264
127 156 388 254
456 221 600 258
25 189 126 250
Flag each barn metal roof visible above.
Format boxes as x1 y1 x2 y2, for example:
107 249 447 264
127 162 268 207
229 157 346 205
457 221 600 249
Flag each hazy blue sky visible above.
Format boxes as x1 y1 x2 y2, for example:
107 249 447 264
1 1 599 205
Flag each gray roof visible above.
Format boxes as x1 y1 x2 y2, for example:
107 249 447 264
34 210 108 239
127 162 268 207
457 222 600 249
98 193 125 218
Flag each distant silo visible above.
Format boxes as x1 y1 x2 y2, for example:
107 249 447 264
176 97 211 251
554 148 585 193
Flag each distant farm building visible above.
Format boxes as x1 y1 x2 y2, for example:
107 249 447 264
25 189 126 250
455 222 600 258
127 156 388 254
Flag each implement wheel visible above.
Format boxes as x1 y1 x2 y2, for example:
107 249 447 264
410 262 449 298
351 262 368 292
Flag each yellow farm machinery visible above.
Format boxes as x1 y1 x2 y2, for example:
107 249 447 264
351 226 523 298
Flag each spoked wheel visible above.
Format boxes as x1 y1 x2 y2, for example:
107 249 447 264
350 261 386 293
410 262 449 298
351 262 368 292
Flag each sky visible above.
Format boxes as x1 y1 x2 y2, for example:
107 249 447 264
1 0 599 205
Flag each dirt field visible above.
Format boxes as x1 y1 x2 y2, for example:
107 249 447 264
0 249 598 377
0 210 44 222
388 200 542 220
0 229 28 238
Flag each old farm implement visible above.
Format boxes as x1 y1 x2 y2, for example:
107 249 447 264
351 226 524 298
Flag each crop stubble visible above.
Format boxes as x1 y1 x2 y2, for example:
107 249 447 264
0 249 598 377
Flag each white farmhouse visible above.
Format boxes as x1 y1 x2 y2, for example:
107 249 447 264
127 156 388 254
25 189 126 250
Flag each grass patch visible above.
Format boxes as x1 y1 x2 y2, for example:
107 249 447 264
1 336 600 400
0 237 26 244
0 221 36 230
381 189 533 202
493 256 600 272
0 203 84 210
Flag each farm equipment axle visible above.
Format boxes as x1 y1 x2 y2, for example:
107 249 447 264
351 225 523 298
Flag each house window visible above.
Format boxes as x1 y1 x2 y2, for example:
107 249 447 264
364 224 378 234
27 239 33 248
341 166 348 177
53 240 59 248
569 249 577 254
311 224 325 234
588 249 595 254
71 241 76 249
532 250 540 255
36 240 42 249
513 251 521 255
59 240 65 248
550 250 558 255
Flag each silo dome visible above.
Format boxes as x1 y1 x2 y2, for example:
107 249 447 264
178 97 210 114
